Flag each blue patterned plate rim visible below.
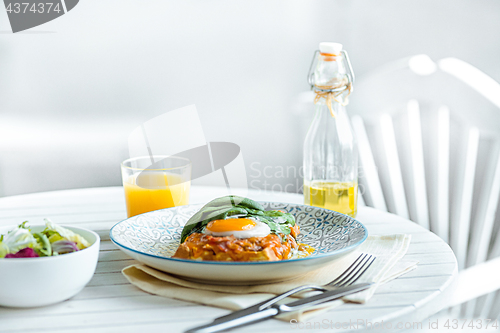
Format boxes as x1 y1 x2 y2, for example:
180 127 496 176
109 202 368 266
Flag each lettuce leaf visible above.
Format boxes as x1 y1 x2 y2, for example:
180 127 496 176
33 232 52 256
0 223 37 258
42 219 90 250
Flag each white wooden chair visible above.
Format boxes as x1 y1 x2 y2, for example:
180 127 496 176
348 55 500 319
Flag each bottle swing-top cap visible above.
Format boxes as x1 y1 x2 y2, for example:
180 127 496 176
308 42 354 90
307 42 354 116
319 42 343 55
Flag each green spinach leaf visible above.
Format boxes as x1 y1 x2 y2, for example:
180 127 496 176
180 195 295 243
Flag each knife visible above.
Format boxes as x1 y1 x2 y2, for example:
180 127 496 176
184 282 373 333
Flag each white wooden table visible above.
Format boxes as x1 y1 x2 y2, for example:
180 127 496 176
0 186 457 333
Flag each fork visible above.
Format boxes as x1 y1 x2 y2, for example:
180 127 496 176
254 253 377 310
210 253 377 323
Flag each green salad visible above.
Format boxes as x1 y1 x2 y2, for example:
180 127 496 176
0 219 90 258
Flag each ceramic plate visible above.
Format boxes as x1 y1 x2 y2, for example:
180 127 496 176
110 202 367 284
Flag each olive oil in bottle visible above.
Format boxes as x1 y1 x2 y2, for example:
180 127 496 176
303 42 358 217
303 181 358 217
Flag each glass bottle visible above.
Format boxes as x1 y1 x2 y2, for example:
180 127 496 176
303 42 358 217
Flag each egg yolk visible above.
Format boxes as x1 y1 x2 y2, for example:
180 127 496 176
206 218 256 232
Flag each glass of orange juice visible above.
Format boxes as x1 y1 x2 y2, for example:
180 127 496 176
121 156 191 218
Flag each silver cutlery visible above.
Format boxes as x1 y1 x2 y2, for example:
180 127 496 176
185 253 376 333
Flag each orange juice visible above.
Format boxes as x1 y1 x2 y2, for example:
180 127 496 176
123 172 190 217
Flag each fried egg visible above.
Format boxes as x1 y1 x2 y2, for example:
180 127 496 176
203 217 271 238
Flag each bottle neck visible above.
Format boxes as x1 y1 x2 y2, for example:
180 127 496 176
314 101 346 119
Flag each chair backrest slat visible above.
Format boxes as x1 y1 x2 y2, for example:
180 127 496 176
351 115 388 211
480 289 500 318
358 188 366 206
407 100 430 229
479 295 491 318
467 143 500 267
436 106 450 243
380 113 410 219
450 127 480 270
486 201 500 262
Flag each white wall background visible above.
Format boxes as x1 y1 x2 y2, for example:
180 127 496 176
0 0 499 196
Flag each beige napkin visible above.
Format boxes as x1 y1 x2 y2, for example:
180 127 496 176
122 234 417 322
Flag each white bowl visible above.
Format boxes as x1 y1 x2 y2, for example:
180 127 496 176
0 225 100 307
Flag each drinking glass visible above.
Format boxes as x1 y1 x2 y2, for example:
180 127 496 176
121 156 191 218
